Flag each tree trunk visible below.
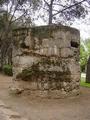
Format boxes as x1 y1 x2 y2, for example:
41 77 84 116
86 57 90 83
48 0 54 24
48 7 53 24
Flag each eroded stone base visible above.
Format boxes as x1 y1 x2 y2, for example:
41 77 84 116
10 80 80 98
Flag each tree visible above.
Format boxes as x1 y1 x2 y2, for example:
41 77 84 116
80 39 90 72
37 0 90 24
0 0 40 69
80 43 88 72
85 38 90 54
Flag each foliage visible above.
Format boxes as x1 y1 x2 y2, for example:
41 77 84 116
3 64 13 76
80 74 90 87
80 43 88 72
35 0 90 24
16 63 39 81
85 39 90 54
80 80 90 88
0 0 37 69
16 68 33 81
80 38 90 72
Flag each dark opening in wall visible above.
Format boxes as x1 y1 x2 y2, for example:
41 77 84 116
20 42 29 49
71 41 79 48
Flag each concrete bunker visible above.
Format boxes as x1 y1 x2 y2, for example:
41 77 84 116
12 24 80 98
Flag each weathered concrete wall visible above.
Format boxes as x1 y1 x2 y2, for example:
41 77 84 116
12 25 80 98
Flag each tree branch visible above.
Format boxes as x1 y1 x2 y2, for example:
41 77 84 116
9 0 20 24
9 0 14 14
43 0 50 7
11 10 27 23
53 0 87 16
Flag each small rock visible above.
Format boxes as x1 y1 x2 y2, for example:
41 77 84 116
9 87 23 94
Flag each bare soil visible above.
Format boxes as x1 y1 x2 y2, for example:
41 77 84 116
0 73 90 120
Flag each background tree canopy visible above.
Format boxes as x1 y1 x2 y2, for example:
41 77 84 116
0 0 33 69
33 0 90 24
80 39 90 72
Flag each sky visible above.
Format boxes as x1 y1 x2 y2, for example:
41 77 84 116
72 18 90 40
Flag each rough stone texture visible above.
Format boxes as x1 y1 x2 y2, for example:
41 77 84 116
12 24 80 98
86 56 90 83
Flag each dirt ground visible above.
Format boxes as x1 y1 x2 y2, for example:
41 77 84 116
0 73 90 120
